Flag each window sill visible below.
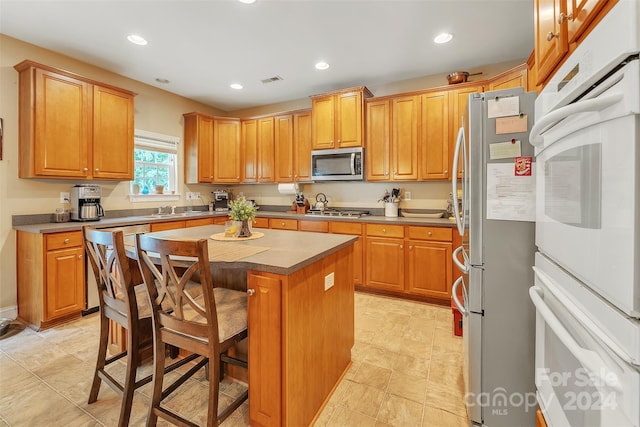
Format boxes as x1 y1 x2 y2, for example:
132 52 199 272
129 193 181 203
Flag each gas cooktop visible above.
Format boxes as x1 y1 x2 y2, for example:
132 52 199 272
305 208 370 218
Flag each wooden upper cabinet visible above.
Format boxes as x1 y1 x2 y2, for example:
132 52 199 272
293 110 312 182
274 114 294 182
184 112 214 184
213 118 241 183
566 0 609 43
391 95 420 181
488 64 529 91
257 117 275 182
365 99 391 181
93 85 134 180
241 119 258 183
311 86 372 150
15 61 134 180
535 0 569 85
449 84 483 179
420 91 449 180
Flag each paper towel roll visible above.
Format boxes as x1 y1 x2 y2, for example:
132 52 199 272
277 183 299 194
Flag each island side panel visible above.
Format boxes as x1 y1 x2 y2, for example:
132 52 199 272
283 244 355 426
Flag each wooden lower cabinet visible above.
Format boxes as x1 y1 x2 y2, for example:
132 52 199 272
252 217 270 229
365 237 405 291
150 221 186 232
406 240 452 299
330 221 363 286
17 230 85 330
185 217 214 227
247 245 354 426
269 218 298 230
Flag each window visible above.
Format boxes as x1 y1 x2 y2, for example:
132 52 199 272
131 130 180 200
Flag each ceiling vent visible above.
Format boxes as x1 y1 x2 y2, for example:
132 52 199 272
261 75 284 84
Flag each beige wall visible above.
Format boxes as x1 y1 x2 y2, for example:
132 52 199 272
0 33 526 314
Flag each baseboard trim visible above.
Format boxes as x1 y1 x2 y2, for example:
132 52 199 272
0 305 18 320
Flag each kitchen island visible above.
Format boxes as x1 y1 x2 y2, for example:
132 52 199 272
140 225 357 427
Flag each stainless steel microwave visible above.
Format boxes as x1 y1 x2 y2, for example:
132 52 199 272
311 147 364 181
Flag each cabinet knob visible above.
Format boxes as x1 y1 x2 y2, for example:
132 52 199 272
95 168 100 172
83 167 88 172
64 238 70 244
237 176 240 179
281 222 285 226
409 245 413 250
428 231 432 236
78 255 83 259
546 31 559 41
444 170 448 174
337 139 341 143
247 289 255 296
558 12 573 24
382 228 386 233
400 245 404 249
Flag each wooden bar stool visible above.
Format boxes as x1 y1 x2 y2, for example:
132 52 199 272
83 227 191 427
136 234 248 426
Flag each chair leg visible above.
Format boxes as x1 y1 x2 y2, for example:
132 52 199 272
207 352 221 427
147 334 166 427
88 313 109 404
118 322 139 427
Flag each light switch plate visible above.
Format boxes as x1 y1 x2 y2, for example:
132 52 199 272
404 191 412 200
324 272 335 291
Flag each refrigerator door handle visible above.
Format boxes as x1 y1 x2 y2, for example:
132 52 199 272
530 93 622 146
452 276 469 316
453 245 470 273
529 286 622 392
451 126 465 236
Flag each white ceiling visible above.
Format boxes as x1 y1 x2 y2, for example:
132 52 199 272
0 0 534 112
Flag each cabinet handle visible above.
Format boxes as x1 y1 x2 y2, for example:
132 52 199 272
444 169 448 174
409 245 413 250
95 168 100 172
78 255 83 259
247 289 255 296
83 167 88 172
400 245 404 249
428 231 433 237
546 31 559 41
237 176 240 179
382 228 386 233
337 139 341 143
281 222 285 226
64 238 70 244
558 12 573 24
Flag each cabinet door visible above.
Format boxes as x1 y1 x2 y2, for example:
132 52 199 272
392 95 420 181
242 119 258 183
365 99 390 181
248 271 282 427
488 66 528 91
93 85 134 179
150 221 186 232
311 96 335 149
566 0 608 43
535 0 568 85
330 222 363 287
365 237 405 291
184 114 214 183
214 118 241 183
293 111 312 182
258 117 275 182
34 68 90 178
406 240 452 300
420 91 449 180
274 114 294 182
449 85 483 179
45 247 85 320
336 91 363 148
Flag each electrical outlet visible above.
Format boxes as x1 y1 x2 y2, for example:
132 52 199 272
324 272 335 291
404 191 412 200
186 192 193 200
194 192 201 199
60 192 69 203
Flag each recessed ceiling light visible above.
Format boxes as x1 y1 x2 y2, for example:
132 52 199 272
238 0 256 4
434 32 453 44
315 61 330 71
230 83 243 90
127 34 148 46
155 78 170 84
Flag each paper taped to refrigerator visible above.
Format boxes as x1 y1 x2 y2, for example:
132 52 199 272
486 163 535 221
489 140 522 159
487 96 519 118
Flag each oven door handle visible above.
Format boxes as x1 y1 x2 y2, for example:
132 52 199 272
529 286 623 391
530 93 623 147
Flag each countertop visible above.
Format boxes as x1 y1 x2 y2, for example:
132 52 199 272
139 225 358 276
12 210 457 234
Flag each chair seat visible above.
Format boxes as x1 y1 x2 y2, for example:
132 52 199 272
177 287 247 343
115 282 203 319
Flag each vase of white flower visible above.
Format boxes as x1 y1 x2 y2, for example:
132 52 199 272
228 196 257 238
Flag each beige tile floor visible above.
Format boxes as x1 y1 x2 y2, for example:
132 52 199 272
0 292 468 426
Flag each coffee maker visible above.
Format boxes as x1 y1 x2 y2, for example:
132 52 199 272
70 184 104 221
212 190 229 212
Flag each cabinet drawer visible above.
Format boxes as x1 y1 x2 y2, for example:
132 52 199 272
407 226 452 242
46 231 83 250
270 218 298 231
330 221 362 235
365 223 404 238
252 217 270 229
150 221 186 232
299 220 329 233
213 216 229 225
186 218 214 228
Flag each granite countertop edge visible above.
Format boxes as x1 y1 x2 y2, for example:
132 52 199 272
13 210 457 234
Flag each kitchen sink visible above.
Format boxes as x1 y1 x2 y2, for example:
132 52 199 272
143 211 210 218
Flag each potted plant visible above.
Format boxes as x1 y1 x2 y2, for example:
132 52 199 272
228 196 257 237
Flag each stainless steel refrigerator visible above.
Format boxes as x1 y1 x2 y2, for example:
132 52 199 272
451 88 537 427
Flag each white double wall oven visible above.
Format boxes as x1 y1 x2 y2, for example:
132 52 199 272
529 1 640 425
